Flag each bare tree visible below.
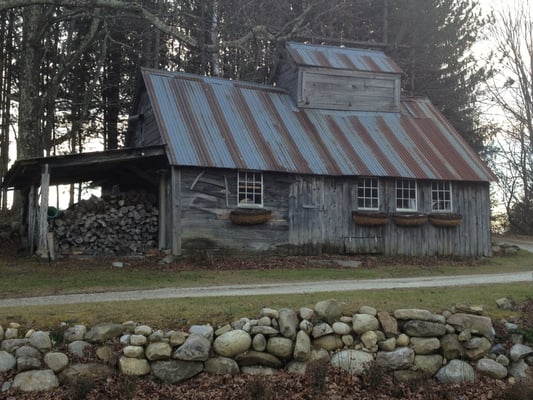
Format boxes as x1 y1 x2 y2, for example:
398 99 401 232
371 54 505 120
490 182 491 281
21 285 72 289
486 0 533 233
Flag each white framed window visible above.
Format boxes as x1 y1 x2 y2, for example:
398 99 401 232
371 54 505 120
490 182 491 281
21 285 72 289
396 179 417 211
237 171 263 207
432 181 452 211
357 178 379 210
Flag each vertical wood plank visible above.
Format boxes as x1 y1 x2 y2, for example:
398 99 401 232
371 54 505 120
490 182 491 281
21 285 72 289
158 172 167 249
170 166 182 256
36 164 50 259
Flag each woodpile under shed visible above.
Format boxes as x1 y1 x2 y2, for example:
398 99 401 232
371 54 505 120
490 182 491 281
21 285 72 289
49 190 159 256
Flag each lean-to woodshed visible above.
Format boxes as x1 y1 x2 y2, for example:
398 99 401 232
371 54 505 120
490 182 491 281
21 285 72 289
2 42 496 257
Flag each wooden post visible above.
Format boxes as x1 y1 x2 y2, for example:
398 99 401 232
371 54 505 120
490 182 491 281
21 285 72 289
158 171 167 249
28 185 37 254
170 166 182 256
35 164 50 259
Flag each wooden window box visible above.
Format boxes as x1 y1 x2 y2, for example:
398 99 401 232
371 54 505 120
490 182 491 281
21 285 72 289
429 213 463 227
229 208 271 225
392 213 428 227
352 211 389 226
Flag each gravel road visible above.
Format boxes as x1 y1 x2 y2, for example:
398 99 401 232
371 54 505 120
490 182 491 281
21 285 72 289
0 271 531 308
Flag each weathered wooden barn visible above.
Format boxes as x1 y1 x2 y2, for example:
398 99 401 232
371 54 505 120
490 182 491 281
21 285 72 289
2 42 496 257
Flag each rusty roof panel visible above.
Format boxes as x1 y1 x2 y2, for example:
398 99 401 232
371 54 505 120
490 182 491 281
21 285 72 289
286 42 403 74
141 69 496 182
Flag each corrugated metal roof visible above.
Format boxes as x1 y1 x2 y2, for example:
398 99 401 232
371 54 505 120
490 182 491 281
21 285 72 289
142 69 496 182
285 42 404 74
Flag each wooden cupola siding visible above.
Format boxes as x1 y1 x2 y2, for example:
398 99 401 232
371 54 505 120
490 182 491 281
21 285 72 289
298 68 401 112
159 167 492 257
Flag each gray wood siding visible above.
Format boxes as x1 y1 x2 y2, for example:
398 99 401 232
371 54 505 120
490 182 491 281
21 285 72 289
298 68 400 112
165 167 491 257
131 92 162 148
175 168 290 255
288 176 491 257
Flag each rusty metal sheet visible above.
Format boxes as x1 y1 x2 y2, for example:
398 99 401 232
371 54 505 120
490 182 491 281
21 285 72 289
286 42 403 74
142 69 495 182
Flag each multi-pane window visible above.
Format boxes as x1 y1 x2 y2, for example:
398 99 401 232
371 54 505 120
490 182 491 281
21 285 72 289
396 180 417 211
357 178 379 210
432 181 452 211
237 171 263 207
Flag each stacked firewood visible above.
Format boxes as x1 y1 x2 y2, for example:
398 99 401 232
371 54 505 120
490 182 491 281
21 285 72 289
50 191 159 255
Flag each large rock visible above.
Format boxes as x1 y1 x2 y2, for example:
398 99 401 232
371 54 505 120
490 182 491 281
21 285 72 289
314 299 343 324
250 326 279 336
361 331 378 350
293 330 311 361
508 360 533 380
278 308 299 339
376 347 415 370
189 324 214 342
173 334 211 361
68 340 92 358
410 337 440 355
377 311 398 338
311 322 333 338
152 360 203 383
44 352 69 373
13 370 59 392
267 337 294 359
64 325 87 342
440 334 464 360
312 334 343 351
123 345 144 358
213 330 252 357
402 320 446 337
252 333 267 352
477 358 508 379
29 331 52 352
332 322 351 335
446 313 495 340
352 314 379 334
17 356 42 371
84 323 124 343
204 357 240 375
0 324 3 341
413 354 443 377
118 357 150 376
15 346 42 359
0 350 16 372
1 338 29 353
509 344 533 362
435 359 475 384
330 350 374 375
464 337 491 361
394 309 444 323
58 363 114 384
235 351 283 368
145 342 172 361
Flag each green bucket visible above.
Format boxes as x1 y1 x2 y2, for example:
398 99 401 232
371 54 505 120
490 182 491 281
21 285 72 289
47 206 59 219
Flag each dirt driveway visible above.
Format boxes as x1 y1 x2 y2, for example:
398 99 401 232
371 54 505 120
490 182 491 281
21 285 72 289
0 271 531 308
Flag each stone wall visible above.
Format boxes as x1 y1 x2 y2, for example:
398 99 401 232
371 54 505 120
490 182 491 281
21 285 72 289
1 299 532 393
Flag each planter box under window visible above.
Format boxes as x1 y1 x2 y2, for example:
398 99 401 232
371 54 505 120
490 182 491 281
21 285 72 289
229 208 271 225
428 213 463 227
352 211 389 226
392 213 428 227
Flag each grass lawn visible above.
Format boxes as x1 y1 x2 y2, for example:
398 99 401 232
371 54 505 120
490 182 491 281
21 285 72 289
0 251 532 329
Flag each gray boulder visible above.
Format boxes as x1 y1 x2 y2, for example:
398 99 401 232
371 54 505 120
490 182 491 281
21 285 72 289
410 337 440 355
173 334 211 361
311 322 333 338
29 331 52 353
440 334 464 360
312 334 343 351
278 308 299 339
152 360 203 383
13 370 59 392
213 330 252 357
477 358 507 379
267 337 294 359
293 330 311 361
0 350 16 372
413 354 443 377
464 337 491 361
314 299 343 324
377 311 398 338
352 314 379 334
446 313 495 340
1 338 29 353
189 324 214 342
17 356 42 372
68 340 92 358
435 359 475 384
508 360 533 380
84 323 124 343
58 363 114 384
235 351 283 368
64 324 87 342
15 346 42 359
44 352 69 373
145 342 172 361
330 350 374 375
510 343 533 362
376 347 415 370
118 357 150 376
204 357 240 375
402 320 446 337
